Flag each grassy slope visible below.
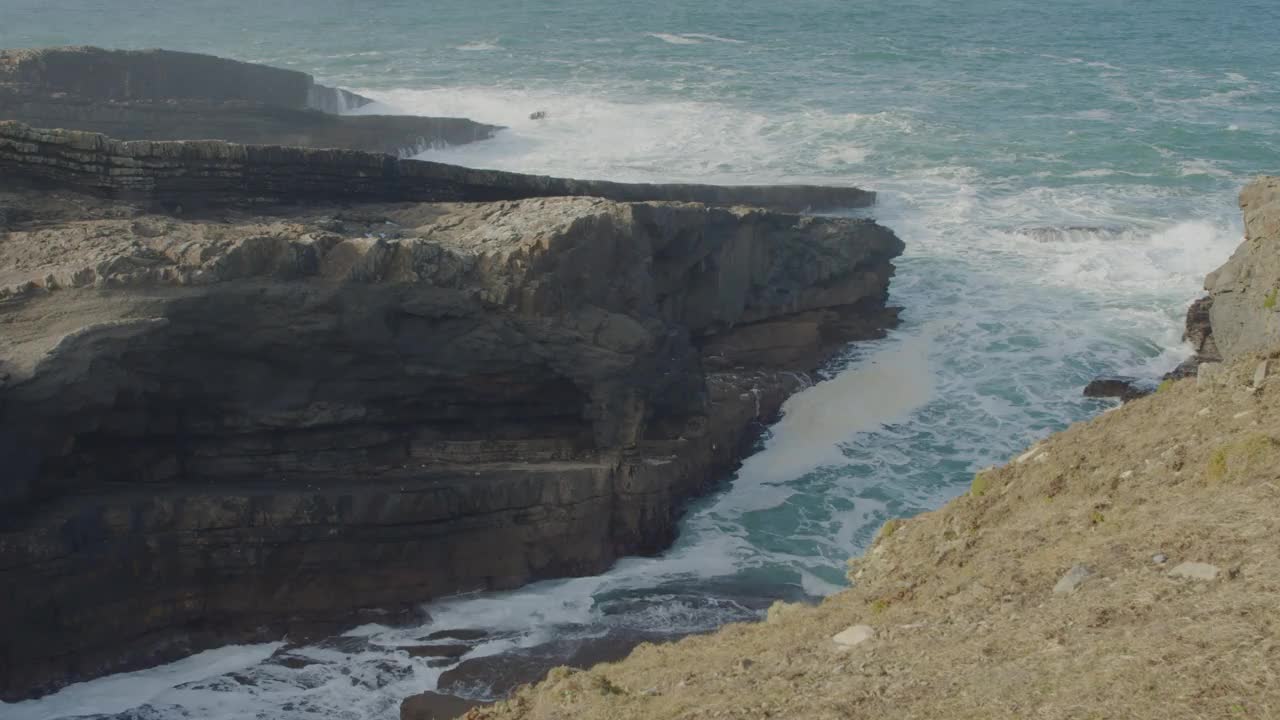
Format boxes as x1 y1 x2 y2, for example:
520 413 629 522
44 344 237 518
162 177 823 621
471 354 1280 720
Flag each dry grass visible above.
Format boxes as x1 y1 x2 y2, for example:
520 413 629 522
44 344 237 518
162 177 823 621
469 353 1280 720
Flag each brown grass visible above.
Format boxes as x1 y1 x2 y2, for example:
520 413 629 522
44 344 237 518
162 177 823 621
469 354 1280 720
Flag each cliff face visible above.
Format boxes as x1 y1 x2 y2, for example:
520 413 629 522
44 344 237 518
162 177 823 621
1199 177 1280 360
0 121 876 212
0 47 499 155
0 178 901 698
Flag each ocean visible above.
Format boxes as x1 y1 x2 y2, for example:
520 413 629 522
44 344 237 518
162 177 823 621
2 0 1277 717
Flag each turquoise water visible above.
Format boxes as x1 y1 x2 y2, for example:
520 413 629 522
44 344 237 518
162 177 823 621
3 1 1279 718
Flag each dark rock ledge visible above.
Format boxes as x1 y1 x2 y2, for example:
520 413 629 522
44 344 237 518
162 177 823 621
0 120 876 213
0 46 500 156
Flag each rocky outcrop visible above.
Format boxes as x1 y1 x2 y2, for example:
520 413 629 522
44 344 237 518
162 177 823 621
0 121 877 213
1198 177 1280 361
1082 375 1152 402
0 181 902 699
0 47 499 155
0 46 369 111
1157 176 1279 383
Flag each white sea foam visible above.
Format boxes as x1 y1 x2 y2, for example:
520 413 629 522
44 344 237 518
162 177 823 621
646 32 702 45
679 33 745 44
456 40 500 52
1 644 283 720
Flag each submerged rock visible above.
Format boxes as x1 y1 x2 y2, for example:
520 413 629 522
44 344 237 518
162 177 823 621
400 692 481 720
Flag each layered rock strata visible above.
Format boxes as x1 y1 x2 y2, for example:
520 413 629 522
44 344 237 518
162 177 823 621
0 121 877 213
0 176 901 699
0 47 499 155
1163 176 1279 379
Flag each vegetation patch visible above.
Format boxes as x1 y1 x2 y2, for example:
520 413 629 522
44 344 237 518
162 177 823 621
1264 288 1278 310
876 518 903 543
970 472 991 497
1205 434 1279 482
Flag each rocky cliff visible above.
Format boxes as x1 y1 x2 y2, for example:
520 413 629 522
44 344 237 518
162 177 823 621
1194 177 1280 361
0 169 901 699
0 47 499 155
460 178 1280 720
0 121 877 212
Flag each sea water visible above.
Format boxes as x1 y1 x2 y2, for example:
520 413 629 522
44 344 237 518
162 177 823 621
2 0 1277 717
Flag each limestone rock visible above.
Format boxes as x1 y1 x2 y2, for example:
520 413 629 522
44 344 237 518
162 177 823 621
0 46 500 156
0 120 876 213
1053 564 1093 594
1169 562 1220 581
0 185 902 700
832 625 876 648
1197 362 1226 388
1253 359 1271 388
1193 177 1280 362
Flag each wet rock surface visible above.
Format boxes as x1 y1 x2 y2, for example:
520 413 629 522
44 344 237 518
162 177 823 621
1083 375 1153 402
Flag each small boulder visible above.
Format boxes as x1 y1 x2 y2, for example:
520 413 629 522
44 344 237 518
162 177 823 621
400 691 480 720
1197 362 1225 388
529 110 547 120
831 624 876 648
1253 360 1270 388
1053 564 1092 594
1152 553 1168 565
1169 562 1220 581
1084 376 1152 402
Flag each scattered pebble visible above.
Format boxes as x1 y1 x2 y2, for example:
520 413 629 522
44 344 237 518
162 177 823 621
1119 470 1133 479
1233 410 1254 420
1196 407 1211 417
1152 553 1168 565
1053 564 1092 594
831 625 876 648
1169 561 1220 581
